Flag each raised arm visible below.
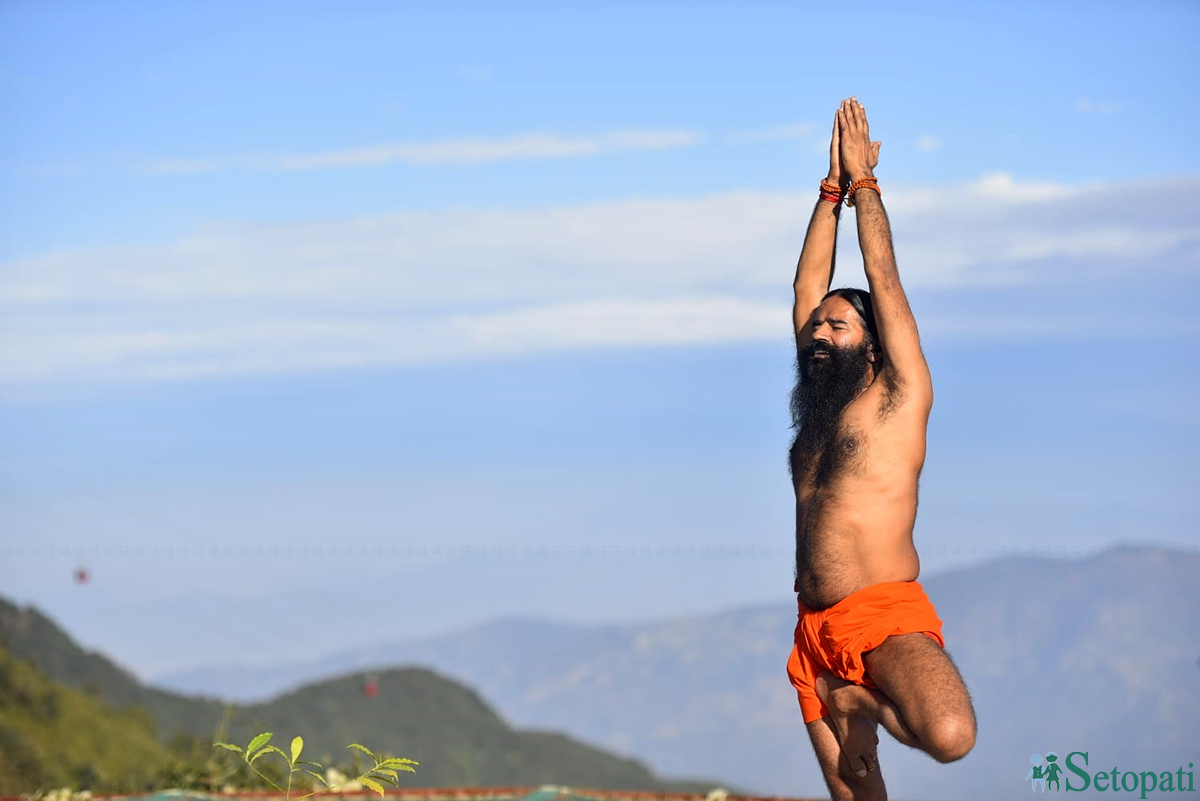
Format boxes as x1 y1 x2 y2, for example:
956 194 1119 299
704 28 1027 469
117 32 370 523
793 111 846 348
838 98 932 406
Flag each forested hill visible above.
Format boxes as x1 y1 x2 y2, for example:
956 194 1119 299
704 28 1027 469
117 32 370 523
0 642 172 794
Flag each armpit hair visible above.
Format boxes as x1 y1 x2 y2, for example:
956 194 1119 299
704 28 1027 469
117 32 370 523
878 367 906 420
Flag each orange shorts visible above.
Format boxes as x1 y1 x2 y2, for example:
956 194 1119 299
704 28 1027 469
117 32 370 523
786 580 944 723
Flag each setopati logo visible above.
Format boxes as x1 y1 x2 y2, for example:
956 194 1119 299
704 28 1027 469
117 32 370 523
1025 752 1195 797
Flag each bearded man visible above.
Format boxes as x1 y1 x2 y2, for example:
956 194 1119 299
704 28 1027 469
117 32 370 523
785 98 977 801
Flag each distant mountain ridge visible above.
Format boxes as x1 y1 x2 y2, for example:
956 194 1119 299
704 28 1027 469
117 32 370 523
152 545 1200 801
0 597 733 793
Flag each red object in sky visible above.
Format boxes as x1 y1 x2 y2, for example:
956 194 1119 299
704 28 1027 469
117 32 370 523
74 568 89 585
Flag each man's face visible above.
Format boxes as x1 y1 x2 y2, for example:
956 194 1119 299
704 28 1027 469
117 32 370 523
790 297 875 436
801 296 875 380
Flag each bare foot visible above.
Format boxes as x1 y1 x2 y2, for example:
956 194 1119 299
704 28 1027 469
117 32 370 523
816 671 881 778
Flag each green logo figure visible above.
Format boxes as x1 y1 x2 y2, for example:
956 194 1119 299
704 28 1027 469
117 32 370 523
1044 752 1063 791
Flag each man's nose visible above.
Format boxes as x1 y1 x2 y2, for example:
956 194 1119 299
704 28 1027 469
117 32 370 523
812 325 832 343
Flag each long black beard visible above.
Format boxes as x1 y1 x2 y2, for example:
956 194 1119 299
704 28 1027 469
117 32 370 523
789 339 873 447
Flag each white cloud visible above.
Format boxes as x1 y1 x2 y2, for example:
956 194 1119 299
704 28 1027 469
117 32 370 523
970 171 1075 202
2 174 1197 388
916 134 940 152
141 129 705 174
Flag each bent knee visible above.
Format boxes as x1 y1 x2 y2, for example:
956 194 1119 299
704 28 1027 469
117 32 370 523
925 714 976 763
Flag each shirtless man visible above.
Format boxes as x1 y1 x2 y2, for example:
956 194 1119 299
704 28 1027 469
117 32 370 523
785 98 976 801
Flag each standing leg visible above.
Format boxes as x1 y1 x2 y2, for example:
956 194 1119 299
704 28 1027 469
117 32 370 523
806 715 887 801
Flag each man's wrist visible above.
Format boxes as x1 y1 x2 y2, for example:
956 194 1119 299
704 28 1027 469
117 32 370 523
846 169 875 182
819 178 844 205
845 175 881 208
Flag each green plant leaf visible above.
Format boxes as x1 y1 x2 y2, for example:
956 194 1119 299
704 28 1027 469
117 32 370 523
246 732 273 756
359 776 386 797
370 768 399 784
347 743 375 759
213 742 243 753
297 759 324 769
291 735 304 763
378 757 419 767
250 745 288 764
301 769 328 787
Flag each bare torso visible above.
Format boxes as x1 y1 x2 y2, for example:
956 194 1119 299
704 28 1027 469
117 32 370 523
790 372 928 609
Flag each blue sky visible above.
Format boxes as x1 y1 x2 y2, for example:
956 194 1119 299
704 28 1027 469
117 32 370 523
1 1 1198 677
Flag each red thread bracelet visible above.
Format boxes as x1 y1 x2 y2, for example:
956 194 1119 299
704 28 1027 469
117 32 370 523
819 179 844 204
